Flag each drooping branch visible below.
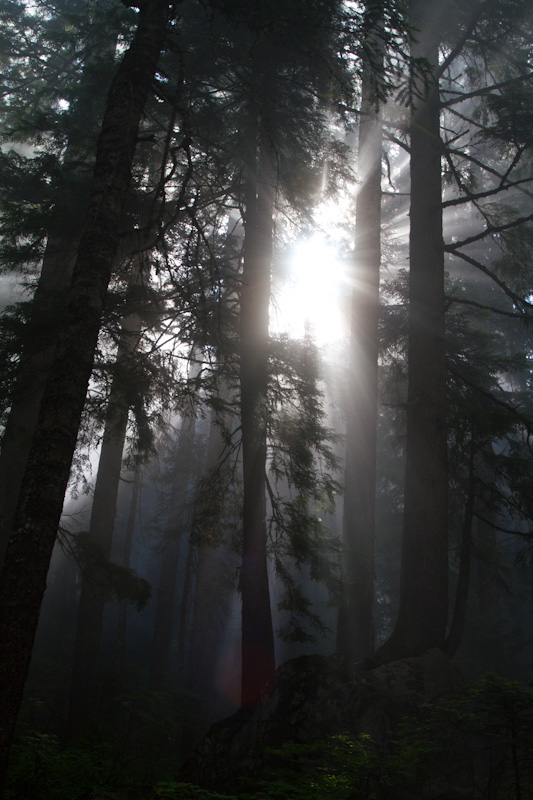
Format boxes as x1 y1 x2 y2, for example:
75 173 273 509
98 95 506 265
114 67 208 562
445 249 533 313
445 211 533 251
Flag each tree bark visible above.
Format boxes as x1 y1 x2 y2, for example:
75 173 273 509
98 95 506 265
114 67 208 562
0 23 119 566
66 259 144 737
115 462 142 680
239 129 276 708
445 430 476 656
150 414 196 687
0 1 168 789
376 0 448 662
0 241 77 568
0 68 114 566
187 407 235 712
336 20 383 662
176 534 195 685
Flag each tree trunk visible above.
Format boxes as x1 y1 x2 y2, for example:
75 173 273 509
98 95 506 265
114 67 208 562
336 17 383 662
0 26 119 567
187 407 236 714
67 260 144 737
150 415 196 687
176 535 195 685
115 462 142 680
446 430 476 656
0 1 168 789
0 243 77 568
376 0 448 662
239 130 276 708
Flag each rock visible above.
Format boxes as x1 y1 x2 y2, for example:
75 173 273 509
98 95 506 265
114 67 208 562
181 648 463 791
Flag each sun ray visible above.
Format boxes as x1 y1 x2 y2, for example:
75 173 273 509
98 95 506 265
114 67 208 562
272 233 349 346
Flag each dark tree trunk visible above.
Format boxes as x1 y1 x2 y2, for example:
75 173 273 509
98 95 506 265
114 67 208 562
239 131 276 708
337 26 383 662
67 262 144 737
446 430 476 657
376 0 448 662
187 408 236 714
150 415 196 687
115 462 142 680
176 535 195 685
0 35 117 567
0 2 168 789
0 242 77 568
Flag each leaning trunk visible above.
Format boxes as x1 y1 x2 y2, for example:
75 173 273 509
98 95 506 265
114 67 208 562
0 43 116 565
0 2 168 789
0 241 77 567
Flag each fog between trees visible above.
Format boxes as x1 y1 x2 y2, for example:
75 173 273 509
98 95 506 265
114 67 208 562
1 0 533 795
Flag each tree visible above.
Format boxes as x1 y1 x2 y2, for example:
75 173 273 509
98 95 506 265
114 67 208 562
238 103 277 705
115 461 143 679
376 0 533 661
0 0 125 565
149 374 199 688
376 0 449 661
336 0 385 663
178 0 352 707
0 0 170 788
67 255 148 737
186 405 239 729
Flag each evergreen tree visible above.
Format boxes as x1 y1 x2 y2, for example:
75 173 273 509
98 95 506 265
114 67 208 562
0 1 170 788
0 0 128 564
376 0 533 662
67 255 149 738
377 0 449 661
337 0 385 663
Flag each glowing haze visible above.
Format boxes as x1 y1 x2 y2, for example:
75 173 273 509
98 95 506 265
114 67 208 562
272 234 349 345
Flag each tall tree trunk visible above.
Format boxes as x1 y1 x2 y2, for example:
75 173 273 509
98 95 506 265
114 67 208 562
176 535 195 685
0 241 77 568
336 11 383 662
376 0 448 662
150 415 196 687
0 45 116 566
446 428 476 656
67 259 144 737
0 2 168 789
115 462 142 680
239 131 276 708
187 407 236 716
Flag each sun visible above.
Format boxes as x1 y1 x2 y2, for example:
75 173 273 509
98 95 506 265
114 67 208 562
271 233 348 346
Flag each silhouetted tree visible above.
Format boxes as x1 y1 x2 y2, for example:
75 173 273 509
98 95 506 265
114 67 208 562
0 1 170 788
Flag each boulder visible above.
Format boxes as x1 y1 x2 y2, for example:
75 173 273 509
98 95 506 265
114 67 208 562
181 648 463 791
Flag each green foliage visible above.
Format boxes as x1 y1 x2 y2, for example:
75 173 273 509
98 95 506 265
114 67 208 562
152 781 237 799
7 732 116 800
6 732 239 800
8 676 533 799
267 333 342 642
485 85 533 150
389 674 533 799
237 735 389 800
241 676 533 799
